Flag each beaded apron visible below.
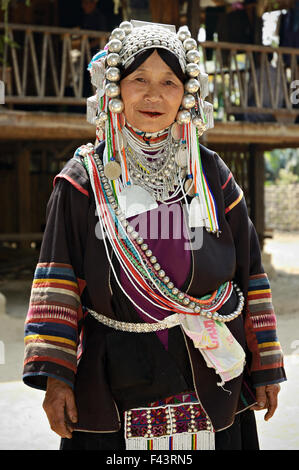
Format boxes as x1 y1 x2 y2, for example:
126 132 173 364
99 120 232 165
124 392 215 450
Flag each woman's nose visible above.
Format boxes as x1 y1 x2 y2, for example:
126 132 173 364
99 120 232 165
144 84 162 102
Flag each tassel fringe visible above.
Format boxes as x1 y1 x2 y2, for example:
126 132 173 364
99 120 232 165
126 431 215 450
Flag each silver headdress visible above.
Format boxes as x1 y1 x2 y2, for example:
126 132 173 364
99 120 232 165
85 20 219 234
87 20 214 135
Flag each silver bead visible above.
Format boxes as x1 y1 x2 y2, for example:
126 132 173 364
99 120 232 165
98 111 108 123
107 39 122 53
106 67 121 82
105 82 120 98
172 287 179 295
131 231 139 239
186 49 201 64
141 243 148 251
192 116 205 129
119 21 133 35
176 109 191 125
186 62 200 78
154 263 161 271
158 270 166 278
182 94 196 109
177 29 191 42
178 292 184 300
150 256 157 264
189 302 196 309
183 297 190 305
185 78 200 94
136 236 144 245
106 53 121 67
183 38 197 51
168 282 174 289
108 98 124 114
145 249 152 257
110 27 126 41
193 305 201 314
163 276 170 284
126 225 134 233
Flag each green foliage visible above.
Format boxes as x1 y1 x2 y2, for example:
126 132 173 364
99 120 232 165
0 0 30 64
265 148 299 185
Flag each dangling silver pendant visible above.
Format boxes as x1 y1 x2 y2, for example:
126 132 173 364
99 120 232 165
170 122 182 141
189 196 205 228
104 161 122 180
118 185 158 218
175 145 188 168
184 178 195 197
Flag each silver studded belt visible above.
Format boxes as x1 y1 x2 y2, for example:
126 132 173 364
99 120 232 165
87 308 181 332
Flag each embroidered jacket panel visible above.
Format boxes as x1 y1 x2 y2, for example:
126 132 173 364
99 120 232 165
22 143 286 432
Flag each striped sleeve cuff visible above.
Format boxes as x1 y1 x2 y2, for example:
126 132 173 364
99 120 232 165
23 262 80 390
245 273 286 387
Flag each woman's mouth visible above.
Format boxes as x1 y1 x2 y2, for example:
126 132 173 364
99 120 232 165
139 111 163 118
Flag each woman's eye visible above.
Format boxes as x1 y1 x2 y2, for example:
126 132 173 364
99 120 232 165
135 77 145 83
165 80 175 86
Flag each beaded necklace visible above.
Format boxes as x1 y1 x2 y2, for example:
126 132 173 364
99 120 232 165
78 144 244 324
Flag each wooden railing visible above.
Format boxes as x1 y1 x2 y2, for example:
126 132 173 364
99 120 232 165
0 23 299 122
0 23 110 105
200 40 299 123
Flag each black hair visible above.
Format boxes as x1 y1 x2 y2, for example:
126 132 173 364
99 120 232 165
120 48 186 83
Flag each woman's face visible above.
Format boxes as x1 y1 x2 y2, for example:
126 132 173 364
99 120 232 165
120 50 184 133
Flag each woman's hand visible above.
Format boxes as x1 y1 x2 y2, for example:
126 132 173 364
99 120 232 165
43 377 78 439
250 383 281 421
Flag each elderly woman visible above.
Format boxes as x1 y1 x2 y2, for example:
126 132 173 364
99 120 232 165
23 21 286 451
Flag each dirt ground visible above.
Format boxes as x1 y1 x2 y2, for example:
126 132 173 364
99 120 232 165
0 231 298 450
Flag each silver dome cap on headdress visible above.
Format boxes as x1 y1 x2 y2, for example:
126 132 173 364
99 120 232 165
87 20 214 136
119 21 187 73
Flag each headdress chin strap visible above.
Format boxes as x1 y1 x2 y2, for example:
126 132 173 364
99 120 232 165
85 20 220 234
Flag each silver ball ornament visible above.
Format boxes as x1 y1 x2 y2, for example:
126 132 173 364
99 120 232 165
106 53 121 67
182 94 196 109
185 78 200 94
107 39 122 53
119 21 133 35
105 66 121 82
108 98 124 114
98 111 108 122
177 29 191 42
183 38 197 51
192 116 207 135
110 27 126 41
176 109 191 125
186 62 200 78
105 82 120 98
186 49 201 64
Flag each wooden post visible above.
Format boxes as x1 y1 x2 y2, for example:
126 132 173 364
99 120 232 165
16 146 31 249
187 0 201 40
248 144 265 249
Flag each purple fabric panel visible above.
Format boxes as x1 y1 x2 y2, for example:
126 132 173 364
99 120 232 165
119 200 191 349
